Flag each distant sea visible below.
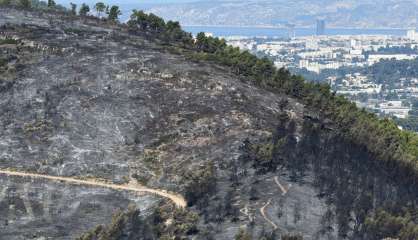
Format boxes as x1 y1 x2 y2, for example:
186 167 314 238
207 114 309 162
58 1 408 38
183 26 407 38
56 2 409 38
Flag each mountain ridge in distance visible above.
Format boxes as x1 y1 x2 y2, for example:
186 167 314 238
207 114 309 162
147 0 418 29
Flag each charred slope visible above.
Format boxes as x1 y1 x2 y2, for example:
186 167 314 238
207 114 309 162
0 7 417 240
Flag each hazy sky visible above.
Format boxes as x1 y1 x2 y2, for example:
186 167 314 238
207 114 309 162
55 0 198 5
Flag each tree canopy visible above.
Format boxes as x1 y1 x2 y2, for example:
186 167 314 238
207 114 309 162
94 2 105 17
79 3 90 16
107 5 120 22
47 0 55 8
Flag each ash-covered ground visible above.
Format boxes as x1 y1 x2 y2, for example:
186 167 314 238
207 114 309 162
0 8 339 239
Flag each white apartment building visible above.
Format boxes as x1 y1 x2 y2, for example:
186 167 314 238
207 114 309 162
368 54 418 64
407 29 418 41
379 101 411 119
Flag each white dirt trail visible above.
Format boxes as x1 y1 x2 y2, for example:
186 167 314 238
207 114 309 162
259 176 291 230
274 176 289 195
260 199 278 230
0 169 186 208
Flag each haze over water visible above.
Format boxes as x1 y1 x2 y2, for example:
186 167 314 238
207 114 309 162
183 26 407 38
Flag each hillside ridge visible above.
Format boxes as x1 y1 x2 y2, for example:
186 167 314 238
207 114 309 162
0 4 417 240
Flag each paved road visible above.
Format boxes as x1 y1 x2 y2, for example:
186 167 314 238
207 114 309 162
0 169 187 208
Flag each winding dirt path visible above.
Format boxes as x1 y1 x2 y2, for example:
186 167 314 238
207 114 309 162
274 176 289 196
259 176 291 230
0 169 187 208
260 199 278 230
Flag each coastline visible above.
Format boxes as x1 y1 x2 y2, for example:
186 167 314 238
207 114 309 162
183 25 408 31
182 26 407 37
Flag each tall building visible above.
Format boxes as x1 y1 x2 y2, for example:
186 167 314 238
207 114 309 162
316 19 326 36
407 29 418 41
350 39 357 48
286 24 296 39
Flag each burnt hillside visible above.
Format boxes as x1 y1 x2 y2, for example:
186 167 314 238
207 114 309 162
0 6 416 240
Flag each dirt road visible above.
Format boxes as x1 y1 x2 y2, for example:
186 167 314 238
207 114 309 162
0 169 186 208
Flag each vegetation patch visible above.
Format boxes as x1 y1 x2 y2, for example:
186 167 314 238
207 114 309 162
23 119 52 134
182 162 217 207
78 204 199 240
149 132 179 148
63 28 84 35
131 172 150 185
138 149 163 177
0 38 18 45
0 58 7 68
141 149 159 165
364 210 418 240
